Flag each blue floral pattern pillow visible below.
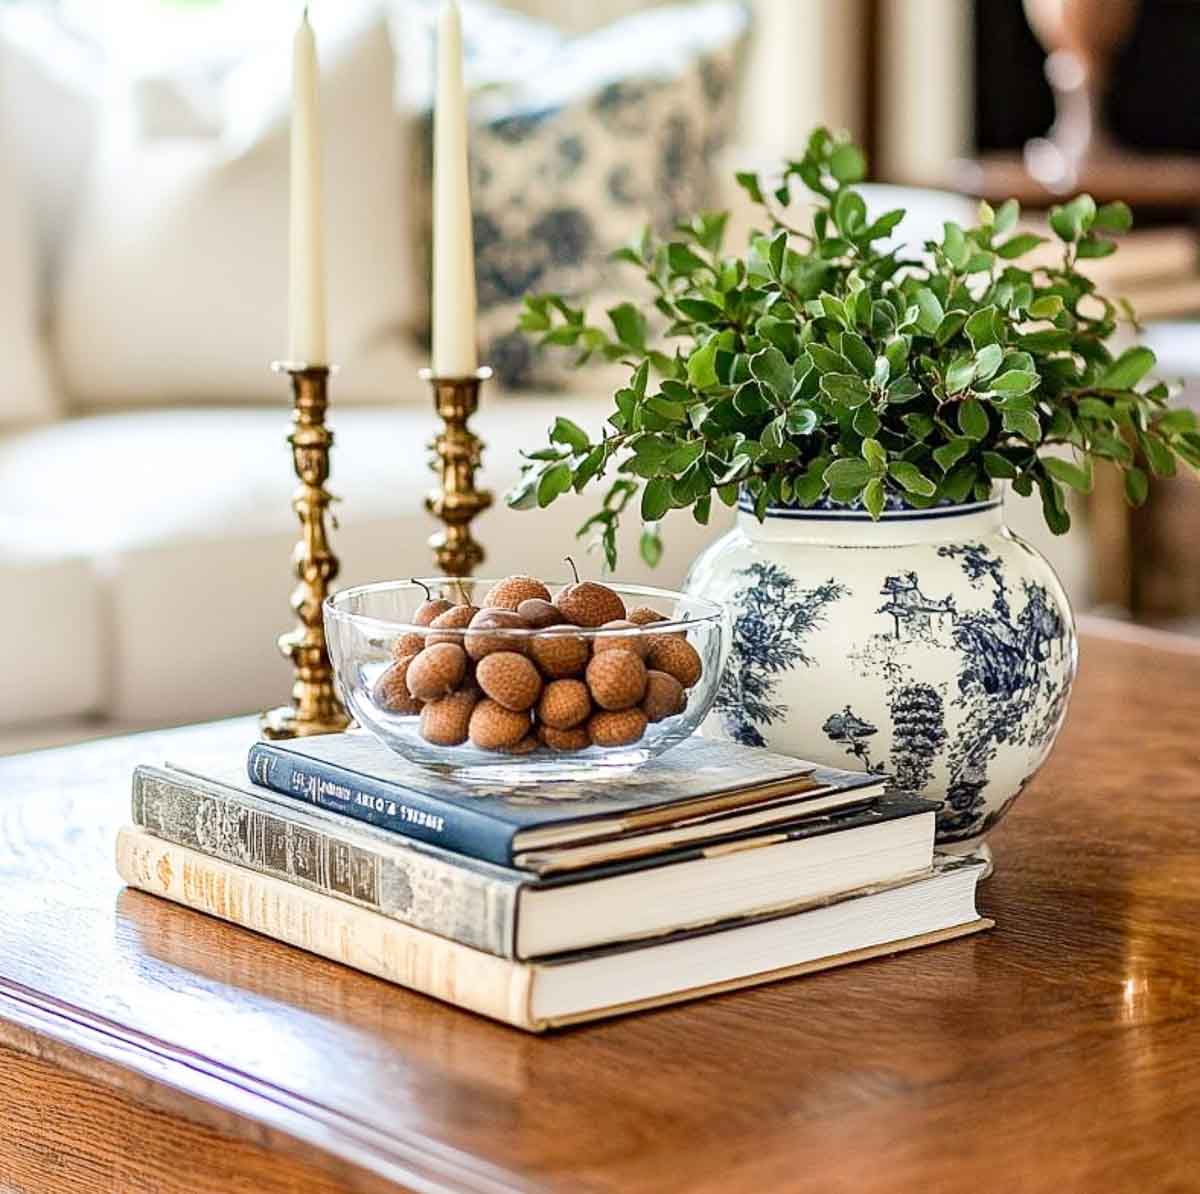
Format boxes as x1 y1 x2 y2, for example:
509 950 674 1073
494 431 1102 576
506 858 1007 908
407 1 749 389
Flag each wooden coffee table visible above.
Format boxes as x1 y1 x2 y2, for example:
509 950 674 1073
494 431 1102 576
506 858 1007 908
1 621 1198 1193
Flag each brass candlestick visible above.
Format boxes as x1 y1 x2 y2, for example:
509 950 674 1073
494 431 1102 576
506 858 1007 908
261 361 352 740
422 366 493 576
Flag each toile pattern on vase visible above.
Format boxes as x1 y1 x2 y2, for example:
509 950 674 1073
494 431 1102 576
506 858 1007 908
685 492 1077 867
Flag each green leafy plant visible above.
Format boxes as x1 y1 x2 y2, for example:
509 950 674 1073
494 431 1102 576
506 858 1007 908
506 128 1198 568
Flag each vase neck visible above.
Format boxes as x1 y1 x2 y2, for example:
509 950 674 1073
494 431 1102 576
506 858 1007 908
738 496 1005 546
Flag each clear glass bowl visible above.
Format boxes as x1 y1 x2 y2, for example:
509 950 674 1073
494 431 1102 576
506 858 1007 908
324 578 730 782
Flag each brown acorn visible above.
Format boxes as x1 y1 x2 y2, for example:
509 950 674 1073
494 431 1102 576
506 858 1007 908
411 578 455 626
585 649 647 711
537 678 592 730
468 699 531 750
554 557 626 627
405 642 467 701
476 651 542 712
419 688 478 746
391 631 426 659
592 619 650 659
528 628 590 679
646 637 703 688
642 669 686 722
373 654 423 715
516 597 565 629
464 608 528 660
588 707 648 747
482 575 552 611
537 724 591 752
425 603 480 647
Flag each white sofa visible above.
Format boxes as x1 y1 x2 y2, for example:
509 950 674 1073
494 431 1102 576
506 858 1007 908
0 3 1094 754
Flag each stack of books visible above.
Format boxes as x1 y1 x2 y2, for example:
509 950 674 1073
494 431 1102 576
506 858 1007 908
116 732 990 1031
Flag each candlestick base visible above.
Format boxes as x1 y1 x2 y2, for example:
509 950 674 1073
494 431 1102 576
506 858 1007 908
260 360 352 740
422 366 494 577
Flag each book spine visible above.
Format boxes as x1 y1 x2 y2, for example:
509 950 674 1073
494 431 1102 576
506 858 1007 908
247 742 515 866
132 768 520 958
116 827 539 1031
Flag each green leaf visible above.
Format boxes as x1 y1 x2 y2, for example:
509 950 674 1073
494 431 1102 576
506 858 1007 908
841 332 875 378
945 356 977 394
974 343 1004 381
884 336 910 373
667 242 708 274
1094 200 1133 233
993 198 1019 236
675 298 724 323
990 369 1039 396
1101 346 1156 390
823 457 874 490
886 376 923 404
833 188 867 236
786 404 818 435
750 346 795 403
686 338 719 389
1124 465 1149 506
861 437 888 472
888 460 937 496
735 170 765 205
995 233 1047 259
982 451 1018 479
645 396 687 423
1004 408 1042 444
639 526 663 567
942 221 968 269
933 438 973 471
550 416 590 454
1076 236 1117 259
964 305 999 348
1157 408 1198 435
934 311 967 345
640 477 672 521
537 462 573 507
607 302 647 350
958 398 989 439
915 288 944 334
807 344 854 375
820 372 872 408
977 200 995 226
829 144 866 184
1038 473 1070 534
1028 295 1063 319
862 476 885 518
1050 205 1080 243
1042 455 1094 493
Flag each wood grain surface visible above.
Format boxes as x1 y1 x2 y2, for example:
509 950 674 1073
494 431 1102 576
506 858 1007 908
1 625 1198 1193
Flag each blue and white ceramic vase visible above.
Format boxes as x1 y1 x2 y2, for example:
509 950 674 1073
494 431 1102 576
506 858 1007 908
685 493 1077 867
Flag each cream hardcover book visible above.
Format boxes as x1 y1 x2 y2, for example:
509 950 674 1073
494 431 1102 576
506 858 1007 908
117 827 990 1032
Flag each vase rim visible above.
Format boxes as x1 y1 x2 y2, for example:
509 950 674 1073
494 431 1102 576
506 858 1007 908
737 494 1003 523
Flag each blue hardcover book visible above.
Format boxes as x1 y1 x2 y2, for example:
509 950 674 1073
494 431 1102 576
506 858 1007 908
247 732 888 870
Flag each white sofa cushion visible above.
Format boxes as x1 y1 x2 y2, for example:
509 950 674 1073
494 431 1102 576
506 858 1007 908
55 1 418 411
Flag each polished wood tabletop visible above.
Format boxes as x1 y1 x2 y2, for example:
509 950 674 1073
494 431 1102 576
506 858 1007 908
1 622 1198 1194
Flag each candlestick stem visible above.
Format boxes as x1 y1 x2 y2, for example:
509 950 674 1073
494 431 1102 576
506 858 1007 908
261 361 352 739
422 366 493 576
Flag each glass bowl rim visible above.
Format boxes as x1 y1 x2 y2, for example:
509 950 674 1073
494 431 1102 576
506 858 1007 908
324 577 726 638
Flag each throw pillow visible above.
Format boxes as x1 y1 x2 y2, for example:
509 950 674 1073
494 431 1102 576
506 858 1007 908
55 0 421 409
404 0 749 389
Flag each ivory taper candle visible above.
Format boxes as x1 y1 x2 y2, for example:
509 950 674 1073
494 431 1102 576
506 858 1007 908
431 0 478 376
289 4 328 365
